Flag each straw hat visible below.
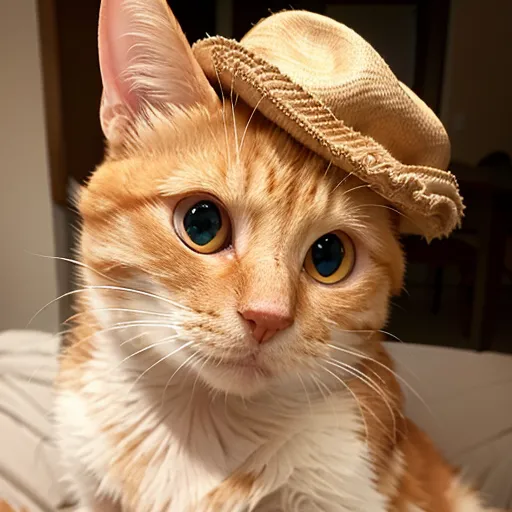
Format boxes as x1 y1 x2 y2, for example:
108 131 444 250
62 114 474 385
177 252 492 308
193 11 463 239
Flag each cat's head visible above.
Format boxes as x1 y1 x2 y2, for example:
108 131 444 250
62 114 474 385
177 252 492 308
79 0 404 396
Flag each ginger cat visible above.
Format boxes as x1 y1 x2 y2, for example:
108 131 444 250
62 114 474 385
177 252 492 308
55 0 499 510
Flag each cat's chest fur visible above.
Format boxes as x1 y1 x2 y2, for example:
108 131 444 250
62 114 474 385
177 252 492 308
56 338 387 512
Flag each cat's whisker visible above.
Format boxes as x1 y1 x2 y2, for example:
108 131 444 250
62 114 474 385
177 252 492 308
118 330 151 347
327 323 424 387
327 343 430 415
376 329 405 344
160 350 200 408
101 319 182 329
322 160 333 179
323 320 406 345
339 182 372 198
29 253 115 283
85 285 191 311
389 299 408 312
130 340 196 393
329 171 358 196
65 307 179 324
323 358 397 442
212 60 231 169
191 354 211 399
316 363 369 442
320 362 397 443
239 96 265 155
28 290 97 326
229 73 240 166
325 356 396 409
361 203 410 221
296 371 312 416
29 285 190 326
110 335 181 374
59 322 179 364
310 372 330 403
51 327 75 342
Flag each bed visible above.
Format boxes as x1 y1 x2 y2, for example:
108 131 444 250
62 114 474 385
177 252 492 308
1 330 511 510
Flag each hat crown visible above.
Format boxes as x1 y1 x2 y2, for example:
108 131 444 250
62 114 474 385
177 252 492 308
242 11 379 85
241 11 450 169
193 10 462 239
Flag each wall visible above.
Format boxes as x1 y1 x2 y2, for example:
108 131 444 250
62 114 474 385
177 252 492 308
441 0 512 164
0 0 60 332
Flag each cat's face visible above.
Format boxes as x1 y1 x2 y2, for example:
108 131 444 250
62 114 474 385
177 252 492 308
78 0 404 397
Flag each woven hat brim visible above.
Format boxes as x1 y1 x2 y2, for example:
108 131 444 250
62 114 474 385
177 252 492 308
193 37 464 240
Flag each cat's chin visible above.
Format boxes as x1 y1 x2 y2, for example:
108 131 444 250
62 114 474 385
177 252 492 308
198 356 274 397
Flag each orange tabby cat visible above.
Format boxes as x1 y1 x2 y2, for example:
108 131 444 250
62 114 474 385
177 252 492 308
55 0 499 511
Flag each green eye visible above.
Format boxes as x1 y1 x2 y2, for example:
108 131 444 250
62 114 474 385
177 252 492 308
175 197 230 253
304 231 355 284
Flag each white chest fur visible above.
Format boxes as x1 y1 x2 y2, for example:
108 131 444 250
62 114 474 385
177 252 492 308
55 337 388 512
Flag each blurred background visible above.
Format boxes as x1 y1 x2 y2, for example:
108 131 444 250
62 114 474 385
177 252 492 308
1 0 511 353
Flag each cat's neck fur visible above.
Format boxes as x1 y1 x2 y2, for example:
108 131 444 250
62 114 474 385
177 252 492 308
57 306 392 511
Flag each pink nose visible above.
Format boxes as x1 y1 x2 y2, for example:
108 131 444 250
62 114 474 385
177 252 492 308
239 305 293 344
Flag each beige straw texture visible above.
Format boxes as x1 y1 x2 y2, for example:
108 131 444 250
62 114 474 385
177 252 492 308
194 11 464 239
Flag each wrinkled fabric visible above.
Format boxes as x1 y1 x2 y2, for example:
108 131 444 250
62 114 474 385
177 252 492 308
0 331 510 510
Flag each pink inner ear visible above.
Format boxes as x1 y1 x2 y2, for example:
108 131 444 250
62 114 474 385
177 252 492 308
97 0 219 140
98 0 139 112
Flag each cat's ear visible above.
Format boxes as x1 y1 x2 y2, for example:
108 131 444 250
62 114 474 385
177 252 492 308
98 0 219 142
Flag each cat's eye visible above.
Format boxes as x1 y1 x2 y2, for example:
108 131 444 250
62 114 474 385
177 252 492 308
174 196 231 254
304 231 355 284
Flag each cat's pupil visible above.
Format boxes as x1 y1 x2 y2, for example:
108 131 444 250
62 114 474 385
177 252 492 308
312 234 344 277
184 201 222 246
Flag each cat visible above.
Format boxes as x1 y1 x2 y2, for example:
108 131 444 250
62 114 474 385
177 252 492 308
55 0 499 511
0 503 27 512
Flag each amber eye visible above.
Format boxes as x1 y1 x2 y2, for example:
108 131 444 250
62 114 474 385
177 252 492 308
174 196 231 254
304 231 355 284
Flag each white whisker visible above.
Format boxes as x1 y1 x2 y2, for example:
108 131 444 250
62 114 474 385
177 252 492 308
28 253 114 282
85 286 190 310
317 363 369 442
130 340 195 392
29 285 189 326
212 60 231 169
239 96 264 155
339 182 371 197
191 355 211 399
60 322 177 363
322 160 333 178
329 171 355 195
230 73 239 165
323 358 397 441
119 330 150 347
362 203 410 222
296 371 312 416
327 343 430 416
101 319 180 328
323 321 407 345
66 307 177 324
112 335 181 373
310 372 330 402
160 351 199 408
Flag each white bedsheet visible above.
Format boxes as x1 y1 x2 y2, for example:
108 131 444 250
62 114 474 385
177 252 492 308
0 331 69 511
0 330 510 510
